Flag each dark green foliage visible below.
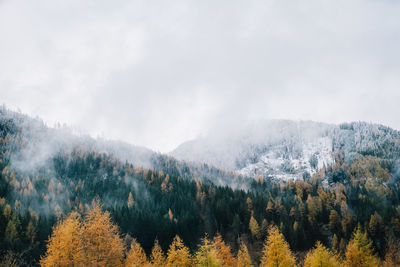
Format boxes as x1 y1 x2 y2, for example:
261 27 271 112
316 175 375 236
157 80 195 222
0 108 400 264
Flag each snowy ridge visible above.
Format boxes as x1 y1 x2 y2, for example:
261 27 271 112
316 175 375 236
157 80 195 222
171 120 400 181
238 136 333 180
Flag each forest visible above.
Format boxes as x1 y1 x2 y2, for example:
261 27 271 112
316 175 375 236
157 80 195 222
0 108 400 266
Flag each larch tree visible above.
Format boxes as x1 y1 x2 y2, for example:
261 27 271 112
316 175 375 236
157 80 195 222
344 226 379 267
82 202 125 267
125 239 148 267
166 235 192 267
304 241 340 267
260 226 296 267
236 242 253 267
25 220 37 246
249 216 261 240
212 234 236 267
127 192 134 208
150 239 166 266
40 212 85 267
5 220 18 245
384 237 400 267
195 235 221 267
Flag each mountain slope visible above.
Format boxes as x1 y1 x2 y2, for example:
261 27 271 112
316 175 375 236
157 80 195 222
1 107 400 265
171 120 400 180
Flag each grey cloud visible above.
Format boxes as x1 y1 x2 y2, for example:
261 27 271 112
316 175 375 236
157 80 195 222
1 0 400 152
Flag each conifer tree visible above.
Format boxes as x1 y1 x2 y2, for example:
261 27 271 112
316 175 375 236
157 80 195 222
249 216 261 239
212 234 236 267
127 192 134 208
150 239 166 266
40 212 85 267
195 235 221 267
384 237 400 267
304 241 340 267
82 202 125 266
236 242 253 267
125 239 148 267
260 226 296 267
344 226 379 267
166 235 192 267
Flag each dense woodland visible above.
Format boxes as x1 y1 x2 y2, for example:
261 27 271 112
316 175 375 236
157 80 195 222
1 108 400 266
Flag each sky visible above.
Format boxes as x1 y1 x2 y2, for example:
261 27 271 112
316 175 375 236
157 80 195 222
1 0 400 152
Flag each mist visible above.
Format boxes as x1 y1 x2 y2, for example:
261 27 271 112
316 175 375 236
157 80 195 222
1 0 400 152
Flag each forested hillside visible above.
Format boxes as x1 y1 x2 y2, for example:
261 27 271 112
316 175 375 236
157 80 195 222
172 120 400 181
0 107 400 266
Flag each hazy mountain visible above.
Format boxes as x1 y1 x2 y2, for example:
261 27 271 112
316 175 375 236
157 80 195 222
171 120 400 180
2 107 400 265
0 107 245 189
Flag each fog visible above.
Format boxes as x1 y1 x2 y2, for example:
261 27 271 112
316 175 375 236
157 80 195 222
1 0 400 152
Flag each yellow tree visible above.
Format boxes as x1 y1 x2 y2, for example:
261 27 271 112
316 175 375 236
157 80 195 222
304 241 340 267
150 239 166 266
125 238 148 267
236 242 253 267
249 216 261 239
384 237 400 267
40 212 85 267
166 235 192 267
212 234 236 267
82 202 125 266
127 192 134 208
195 235 221 266
344 226 379 267
260 226 296 267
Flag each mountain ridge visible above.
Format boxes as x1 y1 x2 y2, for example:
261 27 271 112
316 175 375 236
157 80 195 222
171 119 400 180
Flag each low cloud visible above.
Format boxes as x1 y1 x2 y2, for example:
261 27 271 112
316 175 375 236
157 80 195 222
1 0 400 152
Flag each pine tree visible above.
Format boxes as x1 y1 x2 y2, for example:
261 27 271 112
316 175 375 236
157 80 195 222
260 226 296 267
125 239 148 267
166 235 192 267
344 226 379 267
40 212 85 267
304 241 340 267
236 242 253 267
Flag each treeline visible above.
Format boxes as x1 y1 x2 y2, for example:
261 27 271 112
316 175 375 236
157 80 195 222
40 203 393 267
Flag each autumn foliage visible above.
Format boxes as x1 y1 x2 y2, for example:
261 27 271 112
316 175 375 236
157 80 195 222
40 202 125 267
40 205 389 267
260 226 296 267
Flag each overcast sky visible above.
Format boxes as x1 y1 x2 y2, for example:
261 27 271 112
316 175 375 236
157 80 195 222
1 0 400 152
